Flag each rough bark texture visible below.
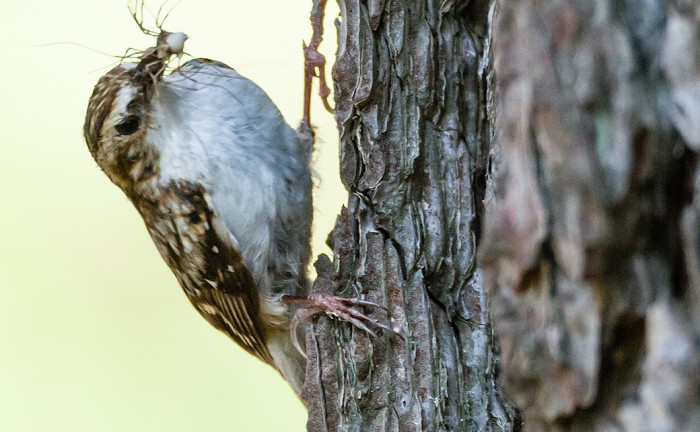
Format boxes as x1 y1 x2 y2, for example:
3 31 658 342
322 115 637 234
480 1 700 431
302 0 519 430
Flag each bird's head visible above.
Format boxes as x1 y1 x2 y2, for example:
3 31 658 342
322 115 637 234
84 31 187 193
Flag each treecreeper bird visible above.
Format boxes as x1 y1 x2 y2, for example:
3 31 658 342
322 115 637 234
84 30 386 398
84 30 310 394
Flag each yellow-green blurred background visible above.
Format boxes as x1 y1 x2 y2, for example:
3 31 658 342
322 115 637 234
1 1 342 430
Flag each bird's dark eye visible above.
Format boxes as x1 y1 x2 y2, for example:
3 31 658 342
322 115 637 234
115 115 140 135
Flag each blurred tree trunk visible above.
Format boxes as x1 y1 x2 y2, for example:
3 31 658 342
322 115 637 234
302 0 700 431
480 1 700 431
301 0 519 430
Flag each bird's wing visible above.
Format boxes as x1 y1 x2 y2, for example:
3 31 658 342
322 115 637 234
138 179 274 365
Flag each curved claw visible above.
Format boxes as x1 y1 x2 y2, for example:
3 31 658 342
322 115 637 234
283 293 395 339
302 0 334 124
332 296 390 313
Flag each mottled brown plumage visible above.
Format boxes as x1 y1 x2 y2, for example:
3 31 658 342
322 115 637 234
133 180 274 364
84 27 388 399
84 32 311 394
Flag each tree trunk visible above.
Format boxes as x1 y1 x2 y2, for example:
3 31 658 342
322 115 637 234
301 0 700 431
480 1 700 431
301 0 518 431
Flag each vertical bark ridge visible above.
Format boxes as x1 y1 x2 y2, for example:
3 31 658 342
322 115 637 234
303 0 518 430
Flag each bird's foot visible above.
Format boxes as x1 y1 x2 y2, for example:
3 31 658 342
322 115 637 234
283 293 392 351
304 45 332 111
302 0 334 125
